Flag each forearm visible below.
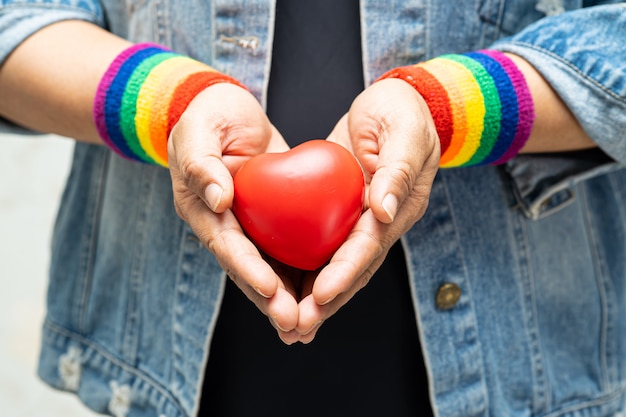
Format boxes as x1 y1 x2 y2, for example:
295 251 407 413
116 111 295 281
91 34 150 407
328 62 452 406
493 4 626 164
509 53 595 154
0 20 131 143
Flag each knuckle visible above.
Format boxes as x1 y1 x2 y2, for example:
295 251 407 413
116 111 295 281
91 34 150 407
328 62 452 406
355 267 376 292
350 228 388 258
179 158 206 185
173 199 186 221
386 161 415 195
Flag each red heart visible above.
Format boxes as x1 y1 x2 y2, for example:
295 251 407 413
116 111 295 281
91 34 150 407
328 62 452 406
233 140 365 270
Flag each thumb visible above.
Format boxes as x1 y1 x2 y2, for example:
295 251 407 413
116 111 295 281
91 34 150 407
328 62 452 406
363 118 438 224
168 113 235 214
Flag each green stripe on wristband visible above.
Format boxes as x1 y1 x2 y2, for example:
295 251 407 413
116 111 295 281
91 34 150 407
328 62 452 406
376 50 535 167
93 43 246 167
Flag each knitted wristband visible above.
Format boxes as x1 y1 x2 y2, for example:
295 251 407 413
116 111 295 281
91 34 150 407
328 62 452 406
377 50 535 167
93 43 246 167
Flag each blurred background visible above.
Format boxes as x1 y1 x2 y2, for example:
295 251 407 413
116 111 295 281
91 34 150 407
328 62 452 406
0 132 97 415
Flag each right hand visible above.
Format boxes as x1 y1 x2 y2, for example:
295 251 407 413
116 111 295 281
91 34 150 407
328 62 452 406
167 83 302 344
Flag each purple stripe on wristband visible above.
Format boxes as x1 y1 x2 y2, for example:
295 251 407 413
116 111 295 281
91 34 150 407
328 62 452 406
93 43 163 157
482 50 535 164
465 51 519 165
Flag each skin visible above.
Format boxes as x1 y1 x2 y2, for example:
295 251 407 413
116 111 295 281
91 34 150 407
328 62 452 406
0 20 595 344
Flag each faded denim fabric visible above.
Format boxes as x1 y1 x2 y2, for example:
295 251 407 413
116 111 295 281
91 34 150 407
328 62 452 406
1 1 625 416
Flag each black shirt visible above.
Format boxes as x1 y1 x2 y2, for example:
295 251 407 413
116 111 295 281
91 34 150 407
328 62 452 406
200 1 433 416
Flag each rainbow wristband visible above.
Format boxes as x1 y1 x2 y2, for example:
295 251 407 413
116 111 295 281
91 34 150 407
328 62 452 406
377 50 535 167
93 43 245 167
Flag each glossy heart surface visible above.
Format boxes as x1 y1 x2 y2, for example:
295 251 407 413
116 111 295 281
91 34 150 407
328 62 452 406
233 140 365 270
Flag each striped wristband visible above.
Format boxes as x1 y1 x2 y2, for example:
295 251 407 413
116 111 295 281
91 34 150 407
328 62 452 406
377 50 535 167
93 43 246 167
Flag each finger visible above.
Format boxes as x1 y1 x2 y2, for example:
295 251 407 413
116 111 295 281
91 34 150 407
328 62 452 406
276 328 302 345
265 286 300 334
297 250 387 342
349 79 440 224
192 205 302 334
177 191 279 300
208 215 300 335
296 294 325 340
365 110 436 224
311 210 387 306
168 112 235 214
266 125 291 153
325 114 352 150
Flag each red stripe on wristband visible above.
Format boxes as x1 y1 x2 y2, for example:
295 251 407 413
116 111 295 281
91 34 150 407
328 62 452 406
166 72 247 140
385 66 453 155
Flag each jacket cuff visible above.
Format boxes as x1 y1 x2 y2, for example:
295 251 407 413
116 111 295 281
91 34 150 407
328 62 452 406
0 2 105 66
491 4 626 165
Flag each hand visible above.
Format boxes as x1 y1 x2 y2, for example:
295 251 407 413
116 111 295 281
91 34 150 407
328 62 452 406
295 78 441 343
167 83 301 343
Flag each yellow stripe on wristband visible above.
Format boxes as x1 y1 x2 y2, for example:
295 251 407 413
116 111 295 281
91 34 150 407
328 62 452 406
135 56 195 165
149 61 219 163
94 43 245 166
419 59 468 163
135 56 209 166
376 50 535 167
432 57 486 167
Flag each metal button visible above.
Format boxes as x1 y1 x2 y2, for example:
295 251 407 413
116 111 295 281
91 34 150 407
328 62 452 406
220 35 260 50
436 283 461 310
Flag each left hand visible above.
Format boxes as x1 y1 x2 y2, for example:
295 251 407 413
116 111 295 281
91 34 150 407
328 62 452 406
293 78 441 343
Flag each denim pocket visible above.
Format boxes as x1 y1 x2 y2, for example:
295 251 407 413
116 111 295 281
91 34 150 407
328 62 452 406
478 0 572 40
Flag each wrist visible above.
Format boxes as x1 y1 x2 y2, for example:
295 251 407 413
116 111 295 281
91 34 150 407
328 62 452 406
93 43 246 167
377 50 535 167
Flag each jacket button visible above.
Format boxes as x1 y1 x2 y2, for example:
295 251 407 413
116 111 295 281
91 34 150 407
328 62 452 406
436 283 461 310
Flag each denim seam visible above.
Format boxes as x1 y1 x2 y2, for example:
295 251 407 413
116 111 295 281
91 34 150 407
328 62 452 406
579 182 614 391
43 318 186 416
260 0 276 110
503 41 625 104
0 3 104 26
154 0 167 46
508 162 623 221
401 234 440 416
514 209 550 413
122 165 152 366
425 0 431 60
359 0 371 85
440 173 491 414
540 386 626 417
78 150 109 335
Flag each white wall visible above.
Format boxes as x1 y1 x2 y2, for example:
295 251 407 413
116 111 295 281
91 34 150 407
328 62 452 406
0 133 97 415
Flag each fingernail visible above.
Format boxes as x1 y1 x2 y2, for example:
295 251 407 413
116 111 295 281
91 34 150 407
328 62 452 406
271 316 290 332
254 286 271 298
382 193 398 221
205 183 223 212
303 320 323 335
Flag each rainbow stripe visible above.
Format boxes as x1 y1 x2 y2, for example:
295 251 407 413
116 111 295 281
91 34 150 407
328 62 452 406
93 43 245 167
378 50 535 167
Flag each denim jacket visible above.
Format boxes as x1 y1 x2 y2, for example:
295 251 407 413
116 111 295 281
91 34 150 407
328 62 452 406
1 1 626 416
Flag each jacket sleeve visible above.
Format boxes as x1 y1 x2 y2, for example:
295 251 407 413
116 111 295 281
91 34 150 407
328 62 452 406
491 4 626 165
0 0 106 133
0 0 106 65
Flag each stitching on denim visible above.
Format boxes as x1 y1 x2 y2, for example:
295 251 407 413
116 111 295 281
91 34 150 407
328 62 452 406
122 165 152 365
43 319 186 416
541 385 626 417
513 210 550 413
0 3 104 26
579 182 615 390
78 149 109 334
507 41 626 104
